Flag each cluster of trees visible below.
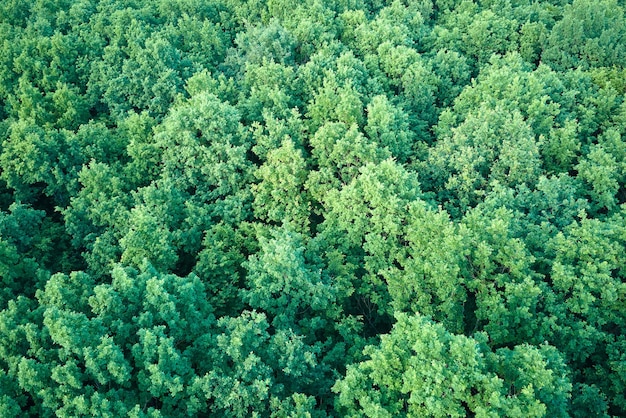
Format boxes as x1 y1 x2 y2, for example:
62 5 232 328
1 0 626 416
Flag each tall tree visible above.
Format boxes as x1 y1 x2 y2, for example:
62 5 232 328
334 313 571 417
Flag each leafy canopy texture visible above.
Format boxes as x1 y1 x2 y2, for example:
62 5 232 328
334 313 571 418
1 0 626 416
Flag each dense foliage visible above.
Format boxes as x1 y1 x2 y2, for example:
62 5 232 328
1 0 626 416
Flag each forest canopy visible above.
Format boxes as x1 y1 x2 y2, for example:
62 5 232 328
1 0 626 416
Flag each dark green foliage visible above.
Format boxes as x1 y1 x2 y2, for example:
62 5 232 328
1 0 626 416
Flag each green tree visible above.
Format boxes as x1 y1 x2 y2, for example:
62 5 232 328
334 313 571 417
193 222 252 317
305 122 389 203
575 129 626 214
544 209 626 414
266 0 339 62
223 20 297 74
0 204 50 307
382 201 467 333
129 90 254 272
365 94 415 163
0 264 221 416
424 105 541 217
431 2 520 70
459 203 555 346
542 0 626 71
312 159 421 332
62 161 133 277
373 42 439 142
237 60 299 124
307 71 365 131
429 48 471 108
243 227 339 334
252 139 311 231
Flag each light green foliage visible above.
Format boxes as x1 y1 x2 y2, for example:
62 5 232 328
384 201 467 332
430 48 471 108
138 90 254 262
1 120 69 203
425 105 541 216
334 313 571 417
252 139 311 230
307 72 365 131
267 0 339 61
160 14 228 73
87 10 190 119
251 109 307 162
446 54 561 138
576 130 626 213
477 174 589 257
2 0 626 415
2 26 91 128
541 120 581 174
309 122 387 178
365 95 415 162
374 42 439 140
542 0 626 71
518 21 549 65
120 205 178 271
306 122 390 202
62 161 132 276
460 204 554 346
432 2 520 68
576 146 620 211
239 60 299 123
545 211 626 402
313 160 421 323
120 111 160 187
